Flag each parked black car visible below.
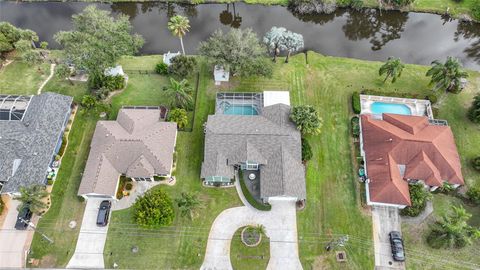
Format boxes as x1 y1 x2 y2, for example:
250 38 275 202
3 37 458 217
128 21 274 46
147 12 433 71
15 206 33 230
96 200 112 227
389 231 405 262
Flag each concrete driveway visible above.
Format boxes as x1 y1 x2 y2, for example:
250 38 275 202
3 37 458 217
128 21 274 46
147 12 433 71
0 198 34 268
371 206 405 270
201 197 302 270
67 198 111 269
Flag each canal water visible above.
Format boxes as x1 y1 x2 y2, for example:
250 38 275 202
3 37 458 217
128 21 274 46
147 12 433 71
1 2 479 70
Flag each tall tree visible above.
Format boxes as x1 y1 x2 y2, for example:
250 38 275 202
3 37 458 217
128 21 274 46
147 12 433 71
263 27 288 62
175 192 201 220
199 28 272 77
427 205 480 249
55 64 74 85
55 5 144 89
282 31 304 63
15 185 48 215
168 15 190 55
0 22 38 55
164 78 193 110
468 93 480 123
426 57 468 93
290 105 323 136
379 57 405 83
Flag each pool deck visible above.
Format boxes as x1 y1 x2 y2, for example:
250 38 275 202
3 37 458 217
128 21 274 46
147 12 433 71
360 95 433 119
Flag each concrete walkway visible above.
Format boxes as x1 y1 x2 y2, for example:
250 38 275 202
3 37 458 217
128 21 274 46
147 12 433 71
112 181 161 211
201 197 302 270
37 63 56 94
67 198 111 269
0 199 34 268
371 206 405 270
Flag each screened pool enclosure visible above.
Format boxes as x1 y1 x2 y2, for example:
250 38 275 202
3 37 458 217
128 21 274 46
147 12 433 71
216 92 263 116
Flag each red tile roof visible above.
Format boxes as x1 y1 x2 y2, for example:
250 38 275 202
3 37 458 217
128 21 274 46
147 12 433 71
361 113 464 206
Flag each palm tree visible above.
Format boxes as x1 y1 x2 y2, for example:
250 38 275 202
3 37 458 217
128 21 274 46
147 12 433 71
167 15 190 55
379 57 405 83
15 185 48 215
427 205 480 249
175 192 201 220
426 57 469 93
164 78 193 110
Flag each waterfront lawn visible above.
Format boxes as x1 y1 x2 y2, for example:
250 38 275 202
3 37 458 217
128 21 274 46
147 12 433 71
230 228 270 270
0 61 50 95
102 61 242 269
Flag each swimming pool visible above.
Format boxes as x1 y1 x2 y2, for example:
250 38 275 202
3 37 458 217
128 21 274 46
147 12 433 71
370 102 412 115
223 105 258 115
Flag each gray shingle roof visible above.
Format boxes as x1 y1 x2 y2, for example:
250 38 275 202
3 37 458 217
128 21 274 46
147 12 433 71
0 92 73 194
77 108 177 197
201 103 306 200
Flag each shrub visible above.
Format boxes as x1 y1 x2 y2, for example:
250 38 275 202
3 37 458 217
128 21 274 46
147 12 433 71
468 94 480 124
168 55 197 77
81 95 97 109
290 105 323 136
400 183 432 217
125 182 133 191
301 138 313 162
167 108 188 129
58 135 67 157
40 41 48 49
0 197 4 214
155 62 168 75
103 75 125 91
467 186 480 205
383 0 414 6
426 94 438 104
352 91 361 114
133 188 174 227
351 116 360 137
472 156 480 171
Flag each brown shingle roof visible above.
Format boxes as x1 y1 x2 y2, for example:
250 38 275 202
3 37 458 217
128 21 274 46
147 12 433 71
361 113 464 206
78 108 177 197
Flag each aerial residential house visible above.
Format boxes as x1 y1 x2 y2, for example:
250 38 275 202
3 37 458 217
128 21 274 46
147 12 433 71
77 107 177 200
360 105 464 208
201 91 306 204
0 93 73 196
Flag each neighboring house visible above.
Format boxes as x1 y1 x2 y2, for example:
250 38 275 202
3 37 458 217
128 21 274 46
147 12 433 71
360 113 464 208
163 51 181 66
77 107 177 200
201 91 306 204
0 93 73 196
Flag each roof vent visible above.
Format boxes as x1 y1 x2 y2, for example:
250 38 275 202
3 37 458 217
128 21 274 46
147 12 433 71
33 152 38 156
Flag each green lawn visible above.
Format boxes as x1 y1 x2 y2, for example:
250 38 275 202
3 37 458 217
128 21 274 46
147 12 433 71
230 228 270 270
0 61 50 95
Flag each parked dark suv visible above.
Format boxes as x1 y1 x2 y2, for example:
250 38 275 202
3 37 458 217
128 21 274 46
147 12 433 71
389 231 405 262
96 200 112 227
15 206 33 230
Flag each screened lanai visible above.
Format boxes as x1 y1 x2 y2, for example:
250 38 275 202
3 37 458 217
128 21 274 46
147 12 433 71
215 92 263 115
0 95 32 121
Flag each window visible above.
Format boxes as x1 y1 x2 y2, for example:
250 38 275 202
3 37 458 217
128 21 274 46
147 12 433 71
246 161 258 170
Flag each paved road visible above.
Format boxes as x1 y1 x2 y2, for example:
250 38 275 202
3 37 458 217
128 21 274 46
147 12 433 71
67 198 110 269
0 199 33 268
371 206 405 270
201 197 302 270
